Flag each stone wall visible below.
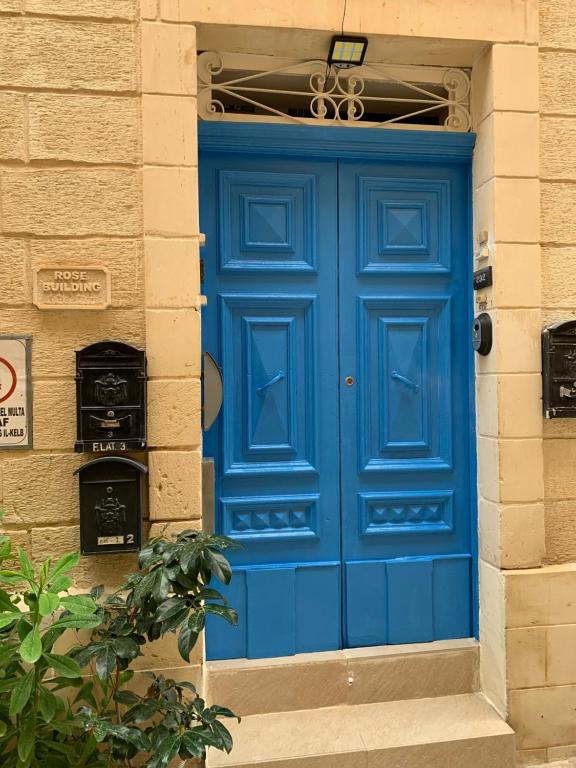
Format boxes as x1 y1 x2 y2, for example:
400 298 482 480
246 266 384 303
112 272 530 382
0 0 203 674
0 0 144 587
508 0 576 763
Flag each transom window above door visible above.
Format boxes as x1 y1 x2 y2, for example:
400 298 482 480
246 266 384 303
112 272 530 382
197 52 472 132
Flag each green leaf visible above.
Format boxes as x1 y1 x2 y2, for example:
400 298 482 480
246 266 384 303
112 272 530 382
59 595 97 615
177 623 198 663
9 668 34 716
49 575 73 593
49 614 101 631
38 592 60 616
155 597 187 622
17 709 35 763
181 732 205 759
0 720 6 738
17 548 35 581
150 734 181 768
0 589 15 612
122 699 157 724
0 610 19 629
212 720 233 753
20 626 42 664
209 704 239 720
95 645 116 682
189 610 205 634
70 643 100 669
48 552 80 582
204 603 238 625
205 549 232 585
118 669 134 687
38 685 57 722
187 725 224 749
152 569 170 602
113 636 140 660
113 690 140 706
0 536 11 560
43 653 82 679
0 643 17 667
73 679 97 708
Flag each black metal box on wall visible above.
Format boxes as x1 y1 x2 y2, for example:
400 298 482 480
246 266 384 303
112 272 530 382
74 457 147 555
75 341 147 453
542 320 576 418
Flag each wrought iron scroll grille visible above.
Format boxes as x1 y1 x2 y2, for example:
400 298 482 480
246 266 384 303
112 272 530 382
198 52 472 132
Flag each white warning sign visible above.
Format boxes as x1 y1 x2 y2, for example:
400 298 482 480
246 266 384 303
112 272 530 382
0 336 32 450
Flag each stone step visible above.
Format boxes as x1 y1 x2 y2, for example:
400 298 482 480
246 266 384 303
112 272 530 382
205 638 479 716
206 692 515 768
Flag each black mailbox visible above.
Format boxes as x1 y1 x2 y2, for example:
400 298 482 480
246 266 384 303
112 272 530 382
75 341 147 453
74 457 147 555
542 320 576 418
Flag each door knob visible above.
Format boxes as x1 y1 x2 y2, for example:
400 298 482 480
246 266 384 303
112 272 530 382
345 376 354 386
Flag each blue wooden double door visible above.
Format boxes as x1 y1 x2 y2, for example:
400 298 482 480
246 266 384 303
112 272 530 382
201 140 474 660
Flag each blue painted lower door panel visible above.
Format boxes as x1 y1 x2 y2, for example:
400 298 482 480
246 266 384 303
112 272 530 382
200 131 474 660
207 564 341 660
345 555 471 647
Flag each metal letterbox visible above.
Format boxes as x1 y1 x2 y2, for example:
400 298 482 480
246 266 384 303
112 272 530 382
75 457 147 555
542 320 576 418
75 341 147 453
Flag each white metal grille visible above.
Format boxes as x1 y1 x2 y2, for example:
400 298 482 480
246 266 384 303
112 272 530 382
198 52 471 132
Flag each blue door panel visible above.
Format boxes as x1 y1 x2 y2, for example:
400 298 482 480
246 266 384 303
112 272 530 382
345 555 472 648
387 560 434 644
206 564 341 660
346 561 388 647
205 571 248 660
246 567 296 658
220 294 317 476
201 133 474 660
433 556 472 639
295 565 341 653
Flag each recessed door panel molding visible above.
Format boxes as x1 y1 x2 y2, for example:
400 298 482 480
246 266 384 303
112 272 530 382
359 490 454 537
221 494 320 542
220 294 317 476
357 177 451 274
358 295 452 472
218 170 317 273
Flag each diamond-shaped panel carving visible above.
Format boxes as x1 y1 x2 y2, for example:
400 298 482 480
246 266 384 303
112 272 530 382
384 205 425 248
223 496 319 541
359 492 454 536
245 198 292 248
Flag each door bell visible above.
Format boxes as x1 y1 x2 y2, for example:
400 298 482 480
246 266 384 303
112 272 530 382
472 313 492 356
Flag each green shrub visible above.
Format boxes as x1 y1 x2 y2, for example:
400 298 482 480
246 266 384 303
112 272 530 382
0 518 239 767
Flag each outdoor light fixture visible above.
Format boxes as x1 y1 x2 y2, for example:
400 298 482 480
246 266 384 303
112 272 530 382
327 36 368 68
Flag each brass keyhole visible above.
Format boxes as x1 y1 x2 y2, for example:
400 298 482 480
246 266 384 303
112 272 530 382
345 376 354 386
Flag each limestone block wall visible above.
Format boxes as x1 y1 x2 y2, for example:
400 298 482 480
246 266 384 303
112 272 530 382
140 1 203 551
506 1 576 763
0 0 204 675
0 0 145 586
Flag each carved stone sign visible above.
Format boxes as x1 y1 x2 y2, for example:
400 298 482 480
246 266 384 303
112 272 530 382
33 266 111 310
0 336 32 450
